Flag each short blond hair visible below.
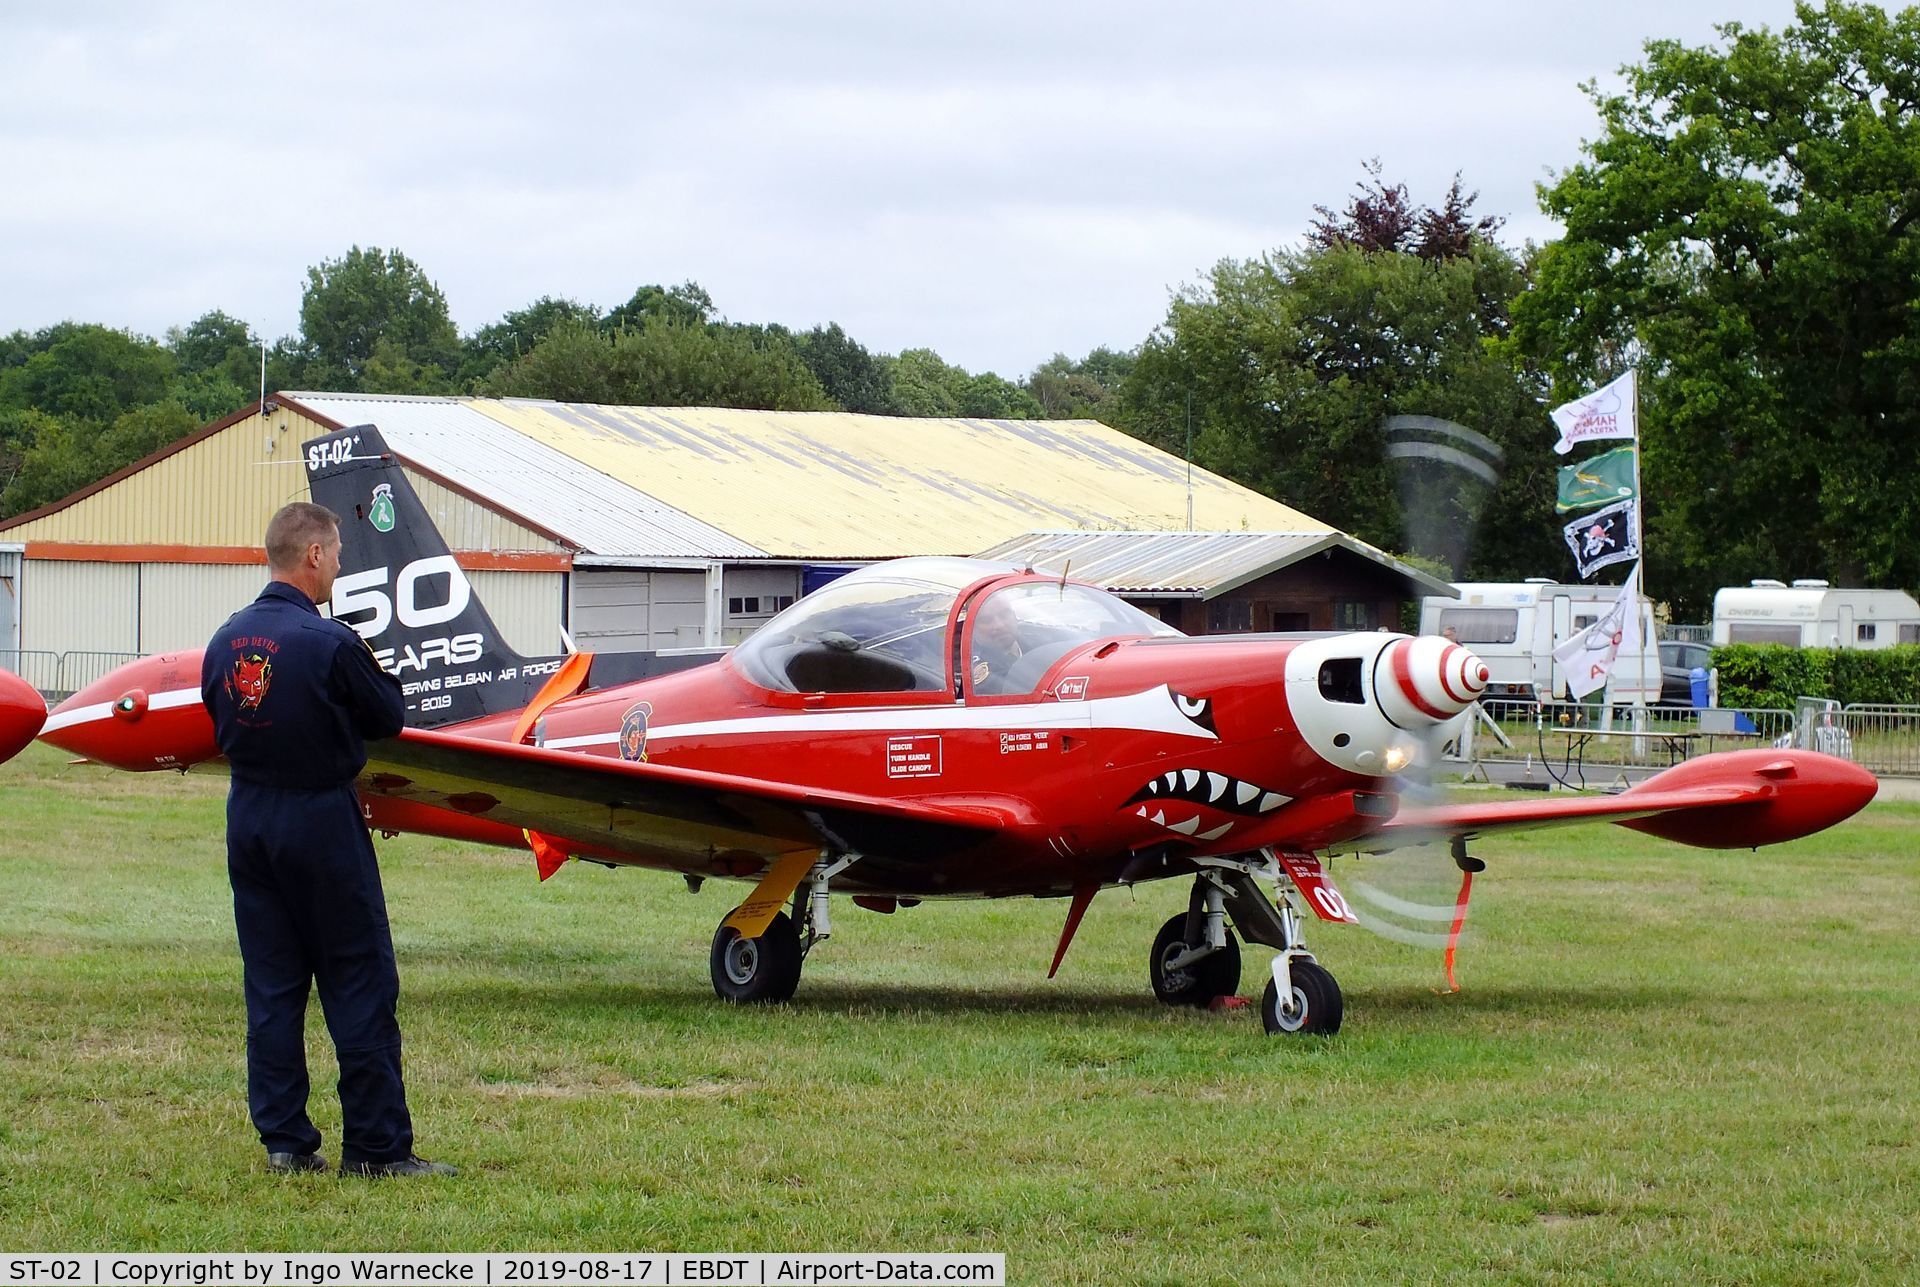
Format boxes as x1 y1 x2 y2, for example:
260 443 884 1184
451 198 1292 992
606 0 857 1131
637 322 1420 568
265 501 340 572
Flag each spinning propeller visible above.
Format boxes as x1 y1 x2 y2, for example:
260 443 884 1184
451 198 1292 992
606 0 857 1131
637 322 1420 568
1328 415 1508 973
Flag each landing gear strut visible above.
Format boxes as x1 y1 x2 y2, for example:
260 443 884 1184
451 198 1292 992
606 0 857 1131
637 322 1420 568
1149 876 1242 1006
709 853 856 1005
1260 892 1342 1036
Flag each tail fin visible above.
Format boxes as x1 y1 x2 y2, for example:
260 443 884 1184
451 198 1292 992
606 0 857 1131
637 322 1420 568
304 423 563 728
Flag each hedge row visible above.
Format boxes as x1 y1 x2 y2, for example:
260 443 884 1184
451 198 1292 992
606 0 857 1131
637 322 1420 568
1711 643 1920 709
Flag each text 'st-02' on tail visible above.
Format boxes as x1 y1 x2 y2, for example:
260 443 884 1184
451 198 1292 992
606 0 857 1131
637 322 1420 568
304 423 566 729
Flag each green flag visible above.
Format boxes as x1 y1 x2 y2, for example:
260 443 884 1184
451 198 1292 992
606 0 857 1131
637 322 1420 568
1556 446 1637 514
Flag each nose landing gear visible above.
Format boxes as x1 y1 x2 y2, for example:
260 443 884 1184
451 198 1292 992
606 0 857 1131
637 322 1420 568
1260 892 1343 1035
1152 859 1345 1035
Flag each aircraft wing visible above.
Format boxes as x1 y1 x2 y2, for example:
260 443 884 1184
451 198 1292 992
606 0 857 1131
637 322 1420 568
358 727 1013 871
1364 750 1877 853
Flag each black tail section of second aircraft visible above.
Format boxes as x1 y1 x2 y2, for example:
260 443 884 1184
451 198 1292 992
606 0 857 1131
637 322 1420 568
303 423 718 729
304 423 561 727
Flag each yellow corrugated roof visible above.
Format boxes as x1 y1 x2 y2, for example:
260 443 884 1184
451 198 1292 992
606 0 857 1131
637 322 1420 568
467 401 1320 558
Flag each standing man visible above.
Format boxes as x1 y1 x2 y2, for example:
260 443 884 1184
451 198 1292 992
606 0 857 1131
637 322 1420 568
202 501 454 1178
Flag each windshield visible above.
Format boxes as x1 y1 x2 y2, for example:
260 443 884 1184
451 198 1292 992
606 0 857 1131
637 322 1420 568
733 562 1010 694
968 581 1181 695
734 560 1180 695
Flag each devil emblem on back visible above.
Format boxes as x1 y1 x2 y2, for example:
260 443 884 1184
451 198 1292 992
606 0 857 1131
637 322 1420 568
231 652 273 710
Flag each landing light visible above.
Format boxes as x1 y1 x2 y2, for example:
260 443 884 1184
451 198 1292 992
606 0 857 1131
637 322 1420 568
1383 743 1413 774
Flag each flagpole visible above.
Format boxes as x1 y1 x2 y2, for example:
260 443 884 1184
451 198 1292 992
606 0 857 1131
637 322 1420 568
1631 368 1648 712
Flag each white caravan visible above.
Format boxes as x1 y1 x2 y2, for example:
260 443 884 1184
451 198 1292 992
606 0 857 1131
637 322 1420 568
1711 580 1920 649
1418 579 1659 704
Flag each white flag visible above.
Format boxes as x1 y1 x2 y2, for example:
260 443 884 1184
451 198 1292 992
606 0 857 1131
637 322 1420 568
1550 370 1638 455
1552 565 1643 700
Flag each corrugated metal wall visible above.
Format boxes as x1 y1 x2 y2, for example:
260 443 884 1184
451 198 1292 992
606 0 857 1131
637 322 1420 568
572 569 708 651
406 470 563 555
721 567 801 644
21 562 139 654
467 570 566 659
20 562 561 665
139 563 272 652
3 409 560 554
0 548 18 653
7 409 333 545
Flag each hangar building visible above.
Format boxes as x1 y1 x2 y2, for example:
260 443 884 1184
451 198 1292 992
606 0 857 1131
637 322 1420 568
0 392 1443 693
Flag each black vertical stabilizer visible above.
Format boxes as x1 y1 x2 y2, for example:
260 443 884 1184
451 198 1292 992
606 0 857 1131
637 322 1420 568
302 423 569 728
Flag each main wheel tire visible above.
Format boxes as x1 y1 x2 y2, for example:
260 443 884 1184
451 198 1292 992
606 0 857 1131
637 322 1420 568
1149 913 1242 1006
710 910 803 1004
1261 959 1343 1035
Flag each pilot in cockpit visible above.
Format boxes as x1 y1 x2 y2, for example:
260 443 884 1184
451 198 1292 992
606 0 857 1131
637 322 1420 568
970 594 1026 692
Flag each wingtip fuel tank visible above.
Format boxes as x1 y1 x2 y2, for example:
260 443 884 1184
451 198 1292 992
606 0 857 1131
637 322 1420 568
0 667 47 764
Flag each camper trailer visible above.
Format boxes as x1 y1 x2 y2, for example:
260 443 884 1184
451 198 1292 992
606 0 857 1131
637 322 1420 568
1418 579 1659 704
1711 580 1920 649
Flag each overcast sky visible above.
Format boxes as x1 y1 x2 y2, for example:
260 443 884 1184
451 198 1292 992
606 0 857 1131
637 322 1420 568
1 0 1806 377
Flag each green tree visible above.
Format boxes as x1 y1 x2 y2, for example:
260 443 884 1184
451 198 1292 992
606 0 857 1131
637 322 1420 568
0 324 175 424
887 349 962 417
459 296 600 388
0 400 201 518
1026 347 1136 420
1516 1 1920 613
481 318 836 411
886 349 1041 419
601 281 715 332
166 311 275 421
794 323 899 413
1118 238 1556 576
298 246 460 392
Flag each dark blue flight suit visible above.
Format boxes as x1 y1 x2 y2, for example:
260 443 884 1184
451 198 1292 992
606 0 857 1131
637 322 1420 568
201 581 411 1167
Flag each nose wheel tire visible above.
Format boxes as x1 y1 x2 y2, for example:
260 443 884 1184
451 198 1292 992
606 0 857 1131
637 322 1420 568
1261 959 1343 1035
710 910 803 1004
1149 913 1242 1006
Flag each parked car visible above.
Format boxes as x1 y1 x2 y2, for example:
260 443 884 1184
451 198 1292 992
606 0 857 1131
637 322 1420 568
1659 640 1713 706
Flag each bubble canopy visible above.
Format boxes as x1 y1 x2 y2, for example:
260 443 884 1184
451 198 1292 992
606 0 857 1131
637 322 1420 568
733 558 1179 695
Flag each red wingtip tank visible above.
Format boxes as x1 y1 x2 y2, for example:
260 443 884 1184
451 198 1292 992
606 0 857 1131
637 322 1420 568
36 651 217 771
1619 749 1879 848
0 667 47 764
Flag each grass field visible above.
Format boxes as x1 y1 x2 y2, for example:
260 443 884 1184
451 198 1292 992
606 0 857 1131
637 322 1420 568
2 741 1917 1284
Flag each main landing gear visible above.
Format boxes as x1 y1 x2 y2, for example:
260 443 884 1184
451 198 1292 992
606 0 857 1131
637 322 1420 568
709 853 855 1004
1149 858 1343 1036
1149 876 1242 1006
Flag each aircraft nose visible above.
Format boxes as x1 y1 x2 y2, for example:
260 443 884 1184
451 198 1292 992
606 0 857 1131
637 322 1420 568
0 667 47 764
1375 636 1488 727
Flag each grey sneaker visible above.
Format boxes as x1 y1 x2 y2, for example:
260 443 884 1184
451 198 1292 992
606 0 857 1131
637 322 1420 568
340 1153 458 1178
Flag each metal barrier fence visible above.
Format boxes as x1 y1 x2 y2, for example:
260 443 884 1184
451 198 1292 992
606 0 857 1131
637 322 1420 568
1659 624 1712 644
0 649 63 695
1835 703 1920 777
1457 698 1797 781
1459 695 1920 778
57 650 148 696
0 649 143 702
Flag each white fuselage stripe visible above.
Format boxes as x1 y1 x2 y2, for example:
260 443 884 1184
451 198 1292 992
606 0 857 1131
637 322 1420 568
544 685 1217 750
42 686 202 734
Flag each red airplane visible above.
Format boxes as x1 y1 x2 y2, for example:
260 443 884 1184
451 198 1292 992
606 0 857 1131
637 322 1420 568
17 426 1878 1035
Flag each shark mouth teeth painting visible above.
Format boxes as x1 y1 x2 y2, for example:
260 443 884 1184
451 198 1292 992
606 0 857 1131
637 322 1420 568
1126 770 1290 817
